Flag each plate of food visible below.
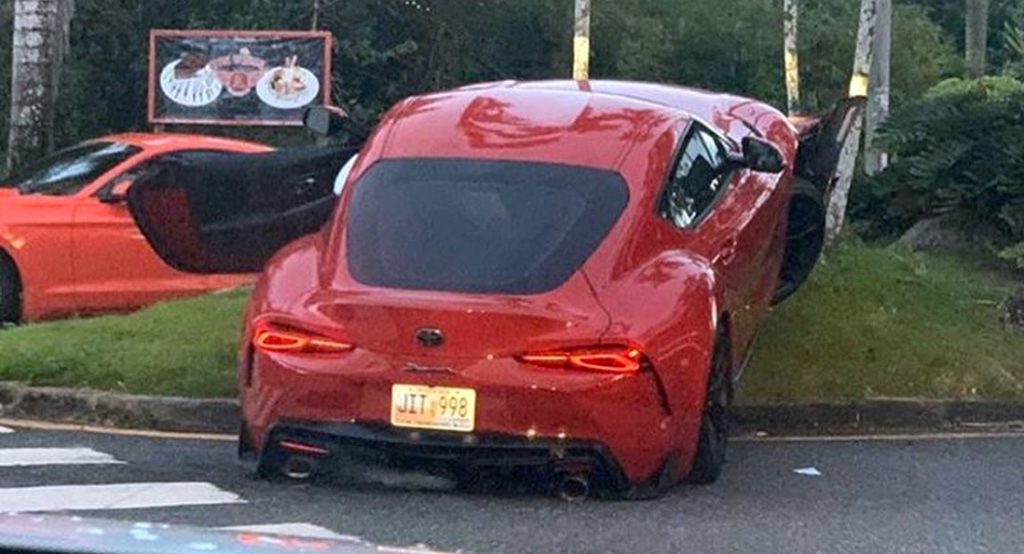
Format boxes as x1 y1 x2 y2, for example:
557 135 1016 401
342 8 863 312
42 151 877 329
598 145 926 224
210 48 267 97
159 51 223 107
256 55 321 110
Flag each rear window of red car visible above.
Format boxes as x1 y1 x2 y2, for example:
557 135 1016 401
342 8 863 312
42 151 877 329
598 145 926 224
345 158 629 294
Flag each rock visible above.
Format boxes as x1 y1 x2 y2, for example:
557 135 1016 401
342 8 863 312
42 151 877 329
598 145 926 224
897 212 1002 254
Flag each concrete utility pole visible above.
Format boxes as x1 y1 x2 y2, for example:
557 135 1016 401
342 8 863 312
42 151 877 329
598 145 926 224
573 0 591 81
965 0 990 77
783 0 801 116
6 0 75 172
864 0 891 175
825 0 876 246
311 0 320 30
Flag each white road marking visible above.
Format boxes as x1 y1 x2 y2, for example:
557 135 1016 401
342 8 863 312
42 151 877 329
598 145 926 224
0 482 245 513
0 426 14 434
0 448 124 467
793 467 823 476
221 523 356 541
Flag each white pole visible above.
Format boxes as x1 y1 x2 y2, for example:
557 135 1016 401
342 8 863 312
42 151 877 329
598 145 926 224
825 0 877 245
864 0 891 175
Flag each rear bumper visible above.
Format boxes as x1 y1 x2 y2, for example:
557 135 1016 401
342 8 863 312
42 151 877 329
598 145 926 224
249 421 638 492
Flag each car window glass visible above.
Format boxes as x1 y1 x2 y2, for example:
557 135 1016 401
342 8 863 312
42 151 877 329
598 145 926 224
660 128 728 229
7 142 141 196
95 149 236 199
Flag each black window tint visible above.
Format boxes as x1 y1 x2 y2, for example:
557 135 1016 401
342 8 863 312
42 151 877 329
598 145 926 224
346 158 629 294
7 142 141 196
660 128 728 228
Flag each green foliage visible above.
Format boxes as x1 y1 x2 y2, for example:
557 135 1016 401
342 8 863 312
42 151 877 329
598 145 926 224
852 76 1024 254
1000 241 1024 269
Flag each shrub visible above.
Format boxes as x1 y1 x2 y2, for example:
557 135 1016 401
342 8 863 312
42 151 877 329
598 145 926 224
851 76 1024 267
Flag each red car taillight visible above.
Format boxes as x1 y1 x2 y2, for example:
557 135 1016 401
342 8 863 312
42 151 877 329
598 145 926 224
517 346 644 373
252 321 353 355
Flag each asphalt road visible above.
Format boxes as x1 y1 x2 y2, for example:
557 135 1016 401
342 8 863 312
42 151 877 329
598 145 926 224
0 422 1022 554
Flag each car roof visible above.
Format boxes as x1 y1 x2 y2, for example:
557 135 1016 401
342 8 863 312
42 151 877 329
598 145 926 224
97 132 271 153
375 80 701 171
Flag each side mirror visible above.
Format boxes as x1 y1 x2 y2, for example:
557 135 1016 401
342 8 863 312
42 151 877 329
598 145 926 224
303 106 350 137
98 179 133 204
303 105 370 143
729 137 786 174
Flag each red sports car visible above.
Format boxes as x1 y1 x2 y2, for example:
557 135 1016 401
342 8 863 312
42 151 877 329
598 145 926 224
128 81 859 498
0 133 268 324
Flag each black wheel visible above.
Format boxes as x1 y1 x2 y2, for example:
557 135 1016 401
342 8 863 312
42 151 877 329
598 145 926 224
0 254 21 326
686 332 732 485
772 179 826 305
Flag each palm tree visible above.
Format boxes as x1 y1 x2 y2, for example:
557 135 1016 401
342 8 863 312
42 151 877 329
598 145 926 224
5 0 74 172
966 0 990 77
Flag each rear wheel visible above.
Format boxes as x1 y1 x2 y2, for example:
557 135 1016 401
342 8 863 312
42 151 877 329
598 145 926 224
0 254 20 327
686 332 732 485
772 179 826 305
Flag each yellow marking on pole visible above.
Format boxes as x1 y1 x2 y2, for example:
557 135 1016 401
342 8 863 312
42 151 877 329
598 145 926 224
573 36 590 81
848 72 870 97
0 418 236 442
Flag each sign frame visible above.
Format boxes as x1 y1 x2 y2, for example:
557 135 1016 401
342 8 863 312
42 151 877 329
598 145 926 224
147 29 333 127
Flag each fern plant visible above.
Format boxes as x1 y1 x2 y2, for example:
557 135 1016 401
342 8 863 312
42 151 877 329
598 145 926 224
852 77 1024 269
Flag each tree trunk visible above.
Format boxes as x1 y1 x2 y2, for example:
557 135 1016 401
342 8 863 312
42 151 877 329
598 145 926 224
864 0 891 175
825 0 876 246
965 0 990 78
783 0 801 116
5 0 74 173
573 0 591 81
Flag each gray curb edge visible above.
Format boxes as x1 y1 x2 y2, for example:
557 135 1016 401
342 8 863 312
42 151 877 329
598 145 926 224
2 382 1023 436
0 382 239 434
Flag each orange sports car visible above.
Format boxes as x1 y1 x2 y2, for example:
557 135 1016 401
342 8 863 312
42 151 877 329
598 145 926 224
0 133 269 324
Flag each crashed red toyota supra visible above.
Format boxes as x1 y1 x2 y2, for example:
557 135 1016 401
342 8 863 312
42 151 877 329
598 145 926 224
128 80 860 498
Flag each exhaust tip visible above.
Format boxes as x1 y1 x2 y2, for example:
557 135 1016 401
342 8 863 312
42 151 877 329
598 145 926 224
282 455 318 480
557 474 590 502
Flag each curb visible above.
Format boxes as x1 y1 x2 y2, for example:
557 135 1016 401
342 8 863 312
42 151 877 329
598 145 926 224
0 382 239 434
733 398 1024 434
1 382 1023 436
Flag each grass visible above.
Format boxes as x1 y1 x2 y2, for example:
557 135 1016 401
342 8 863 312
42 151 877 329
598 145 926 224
0 244 1021 402
0 289 249 397
740 243 1024 403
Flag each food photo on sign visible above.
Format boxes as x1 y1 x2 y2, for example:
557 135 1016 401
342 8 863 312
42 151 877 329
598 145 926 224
149 30 331 126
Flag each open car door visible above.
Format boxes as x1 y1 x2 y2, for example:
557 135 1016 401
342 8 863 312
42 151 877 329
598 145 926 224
772 96 868 304
128 146 357 274
792 96 867 197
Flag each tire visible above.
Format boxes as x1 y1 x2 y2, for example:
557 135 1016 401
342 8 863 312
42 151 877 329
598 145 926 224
0 254 21 326
772 179 826 305
686 331 732 485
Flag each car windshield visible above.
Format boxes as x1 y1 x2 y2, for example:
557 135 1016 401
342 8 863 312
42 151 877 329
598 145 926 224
345 158 629 294
5 141 141 196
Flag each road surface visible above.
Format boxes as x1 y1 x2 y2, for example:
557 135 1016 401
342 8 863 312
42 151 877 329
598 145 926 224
0 421 1021 553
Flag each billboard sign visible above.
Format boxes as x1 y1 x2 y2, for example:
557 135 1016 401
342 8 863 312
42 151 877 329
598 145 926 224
148 30 332 126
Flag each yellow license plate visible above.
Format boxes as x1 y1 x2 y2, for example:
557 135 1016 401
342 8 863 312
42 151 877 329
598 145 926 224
390 384 476 432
